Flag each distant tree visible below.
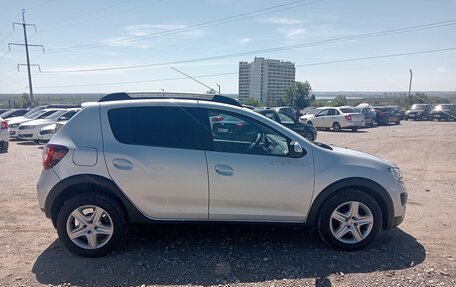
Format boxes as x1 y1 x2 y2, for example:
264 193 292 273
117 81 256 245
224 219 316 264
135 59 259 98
282 81 312 110
244 97 260 107
13 93 39 108
332 95 347 106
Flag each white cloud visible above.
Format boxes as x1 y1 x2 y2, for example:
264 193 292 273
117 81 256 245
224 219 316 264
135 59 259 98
123 24 206 39
259 17 306 25
277 27 307 40
238 37 250 44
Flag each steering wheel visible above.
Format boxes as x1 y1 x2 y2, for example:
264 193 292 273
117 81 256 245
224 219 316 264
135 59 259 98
248 132 263 153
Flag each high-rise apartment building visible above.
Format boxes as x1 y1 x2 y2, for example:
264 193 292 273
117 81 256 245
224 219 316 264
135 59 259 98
238 57 295 105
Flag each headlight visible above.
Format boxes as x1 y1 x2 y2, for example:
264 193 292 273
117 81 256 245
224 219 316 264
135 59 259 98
10 123 19 128
388 167 403 182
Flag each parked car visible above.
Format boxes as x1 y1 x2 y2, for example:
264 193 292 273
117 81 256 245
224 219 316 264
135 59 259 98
38 109 82 143
0 108 29 119
429 104 456 121
299 107 365 132
0 109 10 114
37 92 407 257
354 107 376 127
372 107 401 125
404 104 432 121
17 109 79 143
255 109 317 141
271 106 301 120
0 117 9 152
8 109 63 139
385 106 405 120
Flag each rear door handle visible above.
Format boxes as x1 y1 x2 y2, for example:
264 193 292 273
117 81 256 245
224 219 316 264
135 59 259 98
113 158 133 170
215 164 234 176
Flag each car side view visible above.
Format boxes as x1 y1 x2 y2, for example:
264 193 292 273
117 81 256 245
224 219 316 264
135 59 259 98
37 93 407 257
298 107 365 132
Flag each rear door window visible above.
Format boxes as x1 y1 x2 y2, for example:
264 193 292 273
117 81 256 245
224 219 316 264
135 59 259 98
108 106 204 150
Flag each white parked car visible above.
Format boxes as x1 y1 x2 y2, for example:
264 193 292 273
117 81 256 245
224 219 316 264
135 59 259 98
38 109 81 143
17 109 79 143
0 117 9 152
8 109 63 139
299 107 365 132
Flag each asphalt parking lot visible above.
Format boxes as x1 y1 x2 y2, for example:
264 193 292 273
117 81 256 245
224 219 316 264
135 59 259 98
0 120 455 287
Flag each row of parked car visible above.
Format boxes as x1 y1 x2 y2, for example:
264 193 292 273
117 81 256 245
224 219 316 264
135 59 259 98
0 105 81 152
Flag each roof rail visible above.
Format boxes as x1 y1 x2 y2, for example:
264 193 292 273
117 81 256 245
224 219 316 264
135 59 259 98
98 92 243 107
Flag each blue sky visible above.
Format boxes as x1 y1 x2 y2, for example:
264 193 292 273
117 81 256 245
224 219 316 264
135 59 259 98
0 0 455 94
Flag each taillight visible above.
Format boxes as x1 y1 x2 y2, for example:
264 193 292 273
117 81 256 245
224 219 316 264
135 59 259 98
42 144 68 170
1 121 7 129
211 116 224 122
344 115 352 121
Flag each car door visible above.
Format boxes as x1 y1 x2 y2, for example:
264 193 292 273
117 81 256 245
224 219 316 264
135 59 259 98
202 107 315 222
325 108 338 127
101 103 209 220
312 109 328 127
276 111 299 130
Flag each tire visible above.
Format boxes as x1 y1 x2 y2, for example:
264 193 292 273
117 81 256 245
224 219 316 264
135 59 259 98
303 133 314 142
351 127 358 132
307 121 313 126
317 189 383 251
404 116 408 121
56 193 127 257
332 122 341 132
0 141 8 152
395 119 400 125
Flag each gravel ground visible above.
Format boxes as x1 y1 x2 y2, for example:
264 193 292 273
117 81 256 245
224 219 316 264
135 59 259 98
0 120 455 287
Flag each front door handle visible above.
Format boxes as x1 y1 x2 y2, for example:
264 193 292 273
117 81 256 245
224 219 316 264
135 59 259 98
215 164 234 176
113 158 133 170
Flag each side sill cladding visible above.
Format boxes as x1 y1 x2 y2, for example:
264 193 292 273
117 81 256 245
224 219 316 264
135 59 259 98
305 177 395 230
44 174 150 225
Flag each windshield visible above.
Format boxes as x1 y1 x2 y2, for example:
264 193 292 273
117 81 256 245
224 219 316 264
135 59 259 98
411 104 428 110
435 104 452 111
44 110 67 120
24 106 44 117
339 108 357 113
37 110 58 119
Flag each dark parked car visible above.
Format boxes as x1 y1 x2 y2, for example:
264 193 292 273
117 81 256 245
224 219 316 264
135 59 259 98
405 104 432 121
271 106 301 120
430 104 456 121
385 106 405 120
354 107 376 127
372 107 401 125
256 109 317 141
0 109 10 114
0 108 29 119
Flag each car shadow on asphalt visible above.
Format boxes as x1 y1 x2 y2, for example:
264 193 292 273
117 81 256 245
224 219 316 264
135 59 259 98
32 225 425 286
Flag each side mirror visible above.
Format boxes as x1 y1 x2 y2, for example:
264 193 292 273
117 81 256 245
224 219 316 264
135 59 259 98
289 141 305 158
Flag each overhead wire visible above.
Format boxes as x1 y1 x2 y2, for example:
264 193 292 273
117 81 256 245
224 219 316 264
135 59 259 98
30 47 456 90
44 0 322 53
40 20 456 73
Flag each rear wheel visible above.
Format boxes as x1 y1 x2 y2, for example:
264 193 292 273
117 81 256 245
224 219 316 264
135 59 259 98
56 193 127 257
332 122 341 132
317 189 383 250
351 127 358 132
395 119 400 125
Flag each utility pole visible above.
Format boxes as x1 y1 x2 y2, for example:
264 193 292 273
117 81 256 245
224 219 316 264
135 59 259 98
8 9 44 106
407 69 413 108
216 83 221 94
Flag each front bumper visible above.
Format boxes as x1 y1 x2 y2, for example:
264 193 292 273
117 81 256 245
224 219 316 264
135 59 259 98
386 181 407 228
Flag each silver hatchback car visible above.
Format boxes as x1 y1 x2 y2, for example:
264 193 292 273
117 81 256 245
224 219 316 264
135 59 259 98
37 93 407 257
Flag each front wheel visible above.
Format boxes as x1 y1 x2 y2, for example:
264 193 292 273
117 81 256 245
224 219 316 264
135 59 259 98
317 189 383 251
56 193 127 257
351 127 358 132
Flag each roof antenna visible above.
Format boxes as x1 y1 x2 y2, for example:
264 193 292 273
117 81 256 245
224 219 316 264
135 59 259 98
171 67 219 95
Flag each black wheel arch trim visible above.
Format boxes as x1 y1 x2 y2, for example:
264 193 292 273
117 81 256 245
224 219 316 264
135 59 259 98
305 177 395 230
44 174 150 226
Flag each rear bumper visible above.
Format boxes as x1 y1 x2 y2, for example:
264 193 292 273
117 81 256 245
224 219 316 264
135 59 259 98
37 168 61 213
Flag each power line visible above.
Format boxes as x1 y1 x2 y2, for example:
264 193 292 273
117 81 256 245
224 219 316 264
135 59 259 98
0 50 11 59
41 20 456 73
38 1 156 33
295 47 456 67
30 47 456 90
0 30 15 45
45 0 322 53
32 72 238 89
